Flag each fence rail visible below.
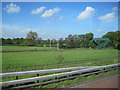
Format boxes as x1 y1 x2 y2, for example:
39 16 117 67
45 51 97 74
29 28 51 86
1 63 120 88
12 67 118 89
1 66 96 78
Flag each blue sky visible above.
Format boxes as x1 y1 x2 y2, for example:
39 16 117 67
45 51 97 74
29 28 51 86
2 2 118 40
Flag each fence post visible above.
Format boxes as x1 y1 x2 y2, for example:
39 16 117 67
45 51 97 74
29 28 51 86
16 76 18 80
16 76 18 86
69 70 72 77
103 68 106 72
37 74 39 83
55 77 57 79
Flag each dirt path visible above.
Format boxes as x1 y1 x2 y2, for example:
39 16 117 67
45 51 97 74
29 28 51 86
69 74 119 88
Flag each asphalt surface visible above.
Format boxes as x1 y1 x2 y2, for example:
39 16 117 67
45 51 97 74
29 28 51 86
69 74 119 88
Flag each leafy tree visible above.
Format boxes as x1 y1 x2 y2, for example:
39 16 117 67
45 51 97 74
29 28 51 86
84 33 94 48
37 37 42 44
26 31 38 46
102 31 120 49
27 31 38 40
59 33 94 49
59 38 63 48
19 38 26 46
51 39 57 47
6 38 13 45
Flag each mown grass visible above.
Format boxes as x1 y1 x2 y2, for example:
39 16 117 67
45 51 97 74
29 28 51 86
1 46 57 51
2 46 119 72
1 46 119 88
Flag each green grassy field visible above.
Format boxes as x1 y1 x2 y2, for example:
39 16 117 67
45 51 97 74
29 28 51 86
1 46 119 88
1 46 56 51
2 46 119 72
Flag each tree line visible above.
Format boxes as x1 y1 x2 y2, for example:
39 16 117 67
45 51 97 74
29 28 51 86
1 31 120 49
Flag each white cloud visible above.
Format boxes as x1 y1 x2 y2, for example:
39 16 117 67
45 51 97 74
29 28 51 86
2 24 31 38
77 7 95 20
2 24 67 39
97 29 103 32
112 7 117 11
41 32 45 35
21 28 31 33
59 16 64 20
41 8 61 18
31 7 46 15
25 28 66 40
98 12 115 23
4 3 20 13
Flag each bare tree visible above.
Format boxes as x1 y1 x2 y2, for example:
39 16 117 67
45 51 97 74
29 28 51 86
55 54 64 68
